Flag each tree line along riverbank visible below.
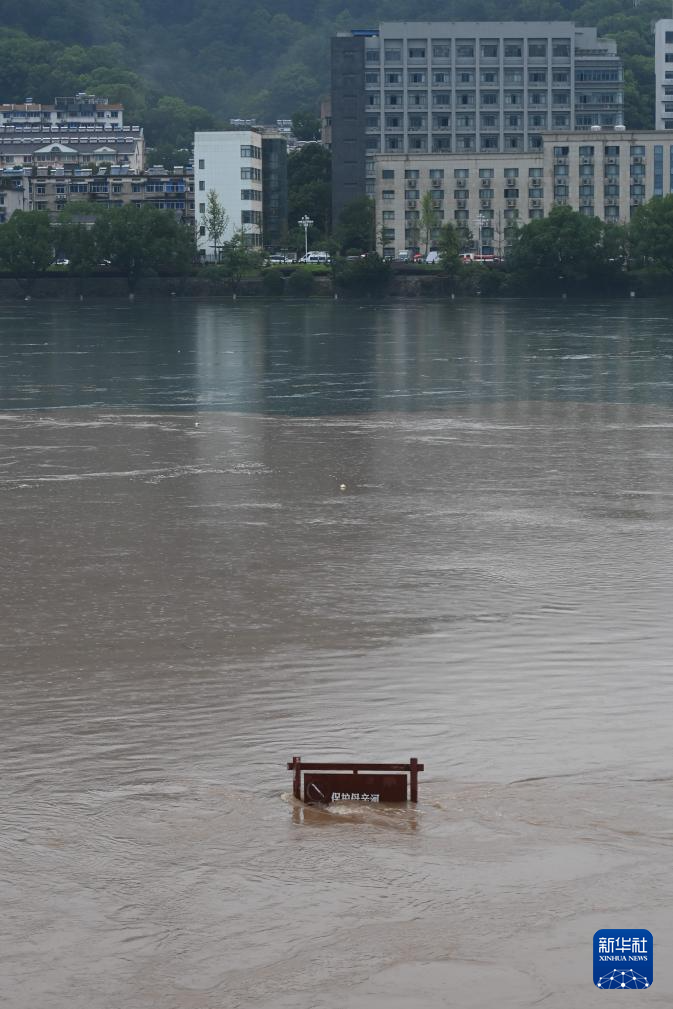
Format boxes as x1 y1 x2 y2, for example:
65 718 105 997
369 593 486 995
4 199 673 299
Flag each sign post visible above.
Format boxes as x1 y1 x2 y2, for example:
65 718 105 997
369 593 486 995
287 757 424 805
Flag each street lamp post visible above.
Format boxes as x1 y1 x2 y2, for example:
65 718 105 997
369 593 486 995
298 214 313 260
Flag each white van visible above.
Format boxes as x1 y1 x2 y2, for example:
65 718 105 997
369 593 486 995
299 251 330 264
425 251 440 264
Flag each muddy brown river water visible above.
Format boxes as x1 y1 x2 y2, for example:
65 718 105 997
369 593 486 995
1 299 672 1007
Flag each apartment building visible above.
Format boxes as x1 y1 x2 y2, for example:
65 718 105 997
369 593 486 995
655 19 673 130
194 130 288 254
331 21 623 220
1 163 195 221
0 125 144 173
374 129 669 257
0 94 124 129
0 175 25 222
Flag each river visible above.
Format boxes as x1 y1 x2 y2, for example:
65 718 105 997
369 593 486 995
1 298 672 1007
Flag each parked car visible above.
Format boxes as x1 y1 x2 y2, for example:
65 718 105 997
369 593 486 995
299 251 330 264
268 254 290 264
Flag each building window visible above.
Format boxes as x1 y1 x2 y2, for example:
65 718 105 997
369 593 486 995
433 44 450 59
529 168 543 178
385 48 401 62
666 31 673 44
241 209 262 225
408 47 426 59
605 145 620 156
456 44 474 58
198 159 204 169
199 202 205 213
654 144 664 196
382 210 395 221
240 145 261 159
404 170 420 179
241 189 262 201
504 44 522 58
481 44 498 58
198 180 205 190
528 42 547 58
553 43 570 58
454 169 469 178
579 145 594 156
382 169 394 179
382 189 395 200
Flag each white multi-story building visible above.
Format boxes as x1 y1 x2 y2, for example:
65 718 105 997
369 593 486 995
0 94 124 129
655 18 673 130
0 126 144 173
194 131 263 255
374 128 672 257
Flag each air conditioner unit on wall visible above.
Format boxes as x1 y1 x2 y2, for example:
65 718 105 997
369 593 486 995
407 199 417 208
507 199 517 207
457 178 466 187
432 178 441 186
432 200 442 208
456 199 466 208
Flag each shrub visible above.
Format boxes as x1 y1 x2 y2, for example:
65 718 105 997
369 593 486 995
261 269 285 296
285 267 315 296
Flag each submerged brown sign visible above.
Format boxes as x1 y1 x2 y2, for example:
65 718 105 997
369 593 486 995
288 757 423 805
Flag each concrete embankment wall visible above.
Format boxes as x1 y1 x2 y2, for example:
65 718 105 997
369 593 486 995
0 270 449 299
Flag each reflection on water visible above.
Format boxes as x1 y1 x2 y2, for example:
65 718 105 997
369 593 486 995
1 298 673 412
1 300 673 1008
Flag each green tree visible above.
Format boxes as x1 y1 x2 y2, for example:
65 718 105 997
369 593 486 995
219 229 262 292
437 222 462 276
630 194 673 270
0 210 54 291
335 196 375 255
202 189 229 261
93 204 194 291
508 205 624 292
291 109 321 141
57 219 100 277
287 144 331 240
420 190 440 256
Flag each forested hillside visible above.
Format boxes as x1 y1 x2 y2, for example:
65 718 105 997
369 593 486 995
0 0 669 143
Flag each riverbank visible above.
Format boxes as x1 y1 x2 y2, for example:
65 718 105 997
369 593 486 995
0 264 665 299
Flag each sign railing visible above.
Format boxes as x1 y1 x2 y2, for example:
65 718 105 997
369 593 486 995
287 756 424 805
